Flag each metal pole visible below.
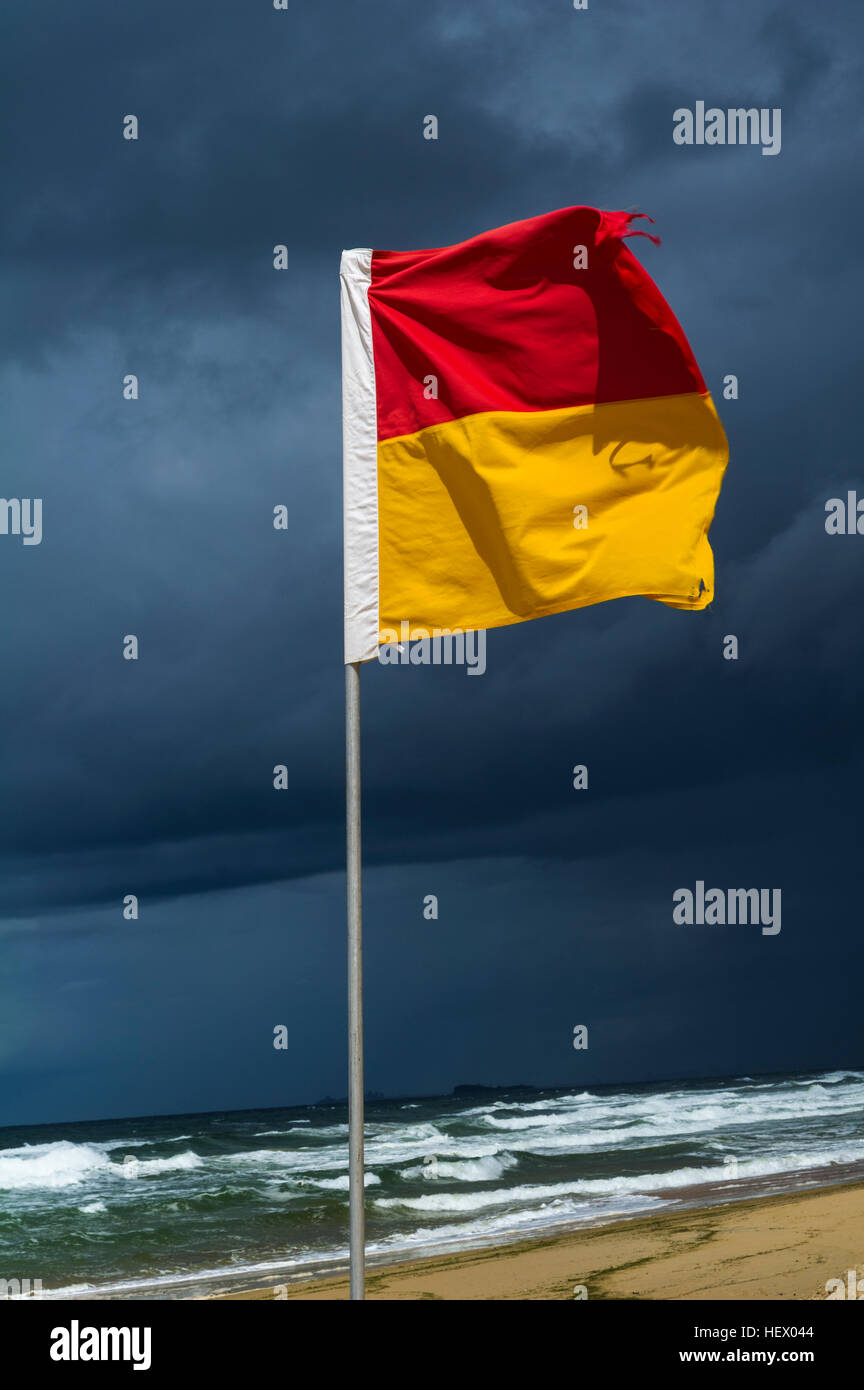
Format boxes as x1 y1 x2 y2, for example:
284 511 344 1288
345 659 365 1299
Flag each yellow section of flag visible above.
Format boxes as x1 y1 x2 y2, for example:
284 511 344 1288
377 393 727 639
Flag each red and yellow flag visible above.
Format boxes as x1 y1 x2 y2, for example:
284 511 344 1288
341 205 728 663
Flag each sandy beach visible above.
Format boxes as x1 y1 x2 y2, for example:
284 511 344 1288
209 1180 864 1301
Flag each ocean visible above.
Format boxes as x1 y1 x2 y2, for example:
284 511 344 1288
1 1068 863 1299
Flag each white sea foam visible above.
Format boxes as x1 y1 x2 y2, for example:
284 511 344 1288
454 1091 594 1117
120 1151 203 1177
480 1113 570 1131
376 1143 864 1215
0 1140 207 1191
98 1135 194 1151
397 1154 519 1183
464 1079 864 1153
0 1142 108 1190
299 1172 381 1191
254 1120 315 1136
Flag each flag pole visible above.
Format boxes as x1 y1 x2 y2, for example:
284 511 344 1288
345 659 365 1299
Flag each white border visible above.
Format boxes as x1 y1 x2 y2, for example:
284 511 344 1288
340 248 379 664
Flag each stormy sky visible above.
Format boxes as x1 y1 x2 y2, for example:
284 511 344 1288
0 1 862 1127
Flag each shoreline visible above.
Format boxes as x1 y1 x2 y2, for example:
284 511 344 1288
204 1177 864 1301
39 1158 864 1301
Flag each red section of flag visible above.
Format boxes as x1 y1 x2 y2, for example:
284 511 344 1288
368 206 707 443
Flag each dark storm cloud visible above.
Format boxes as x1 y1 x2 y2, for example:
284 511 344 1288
2 3 855 354
0 1 862 1121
